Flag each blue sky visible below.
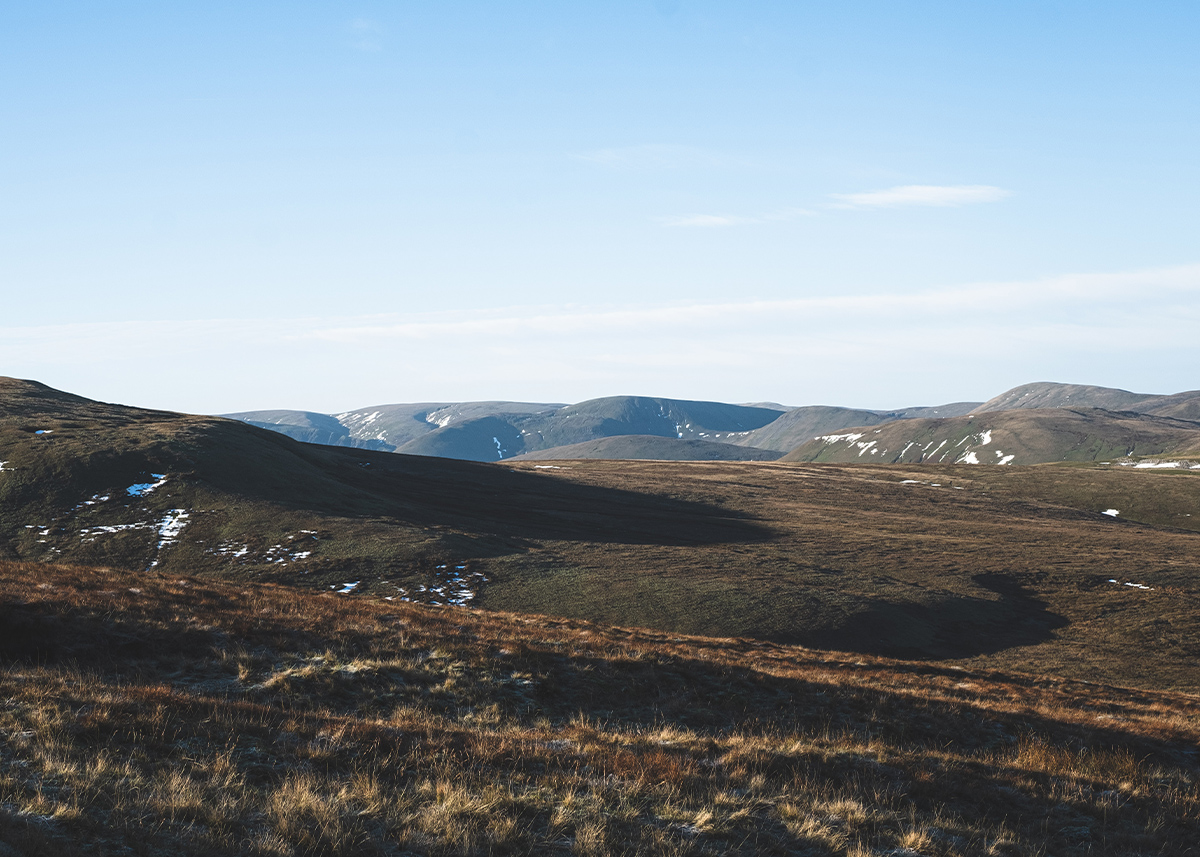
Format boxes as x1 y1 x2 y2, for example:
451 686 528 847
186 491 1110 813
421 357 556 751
3 2 1198 412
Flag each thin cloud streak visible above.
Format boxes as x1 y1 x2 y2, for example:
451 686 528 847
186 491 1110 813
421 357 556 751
2 264 1195 412
830 184 1011 209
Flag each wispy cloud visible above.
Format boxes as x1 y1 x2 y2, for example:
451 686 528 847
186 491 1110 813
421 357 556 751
830 184 1011 209
657 208 814 228
347 18 383 52
4 264 1195 413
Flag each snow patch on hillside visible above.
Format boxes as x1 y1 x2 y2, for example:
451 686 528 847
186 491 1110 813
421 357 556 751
390 565 489 607
127 474 168 497
147 509 189 569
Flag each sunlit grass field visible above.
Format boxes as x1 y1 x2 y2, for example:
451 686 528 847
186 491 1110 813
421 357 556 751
2 561 1198 855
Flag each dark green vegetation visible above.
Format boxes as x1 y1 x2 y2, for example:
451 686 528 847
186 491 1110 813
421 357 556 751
784 408 1200 465
511 435 783 462
5 378 1200 695
3 561 1199 856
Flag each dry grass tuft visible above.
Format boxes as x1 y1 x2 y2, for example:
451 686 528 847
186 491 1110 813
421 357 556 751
0 559 1198 855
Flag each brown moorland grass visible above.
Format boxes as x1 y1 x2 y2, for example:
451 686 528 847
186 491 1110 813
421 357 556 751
6 378 1200 693
1 561 1198 856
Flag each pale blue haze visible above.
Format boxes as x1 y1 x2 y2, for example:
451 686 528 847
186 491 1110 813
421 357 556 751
2 2 1198 411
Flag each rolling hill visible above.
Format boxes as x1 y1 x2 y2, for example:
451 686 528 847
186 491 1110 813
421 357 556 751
6 378 1200 694
722 402 981 453
510 435 783 461
386 396 788 461
228 396 787 462
978 380 1200 419
224 383 1200 465
226 400 564 452
782 407 1200 466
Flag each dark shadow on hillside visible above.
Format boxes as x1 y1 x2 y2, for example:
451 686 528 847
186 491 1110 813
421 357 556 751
803 573 1068 661
186 423 775 547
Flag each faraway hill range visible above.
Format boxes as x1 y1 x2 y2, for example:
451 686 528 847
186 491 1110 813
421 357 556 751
225 380 1200 466
2 376 1200 855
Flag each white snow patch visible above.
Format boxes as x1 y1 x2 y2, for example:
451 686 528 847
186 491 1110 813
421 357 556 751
997 454 1015 465
155 509 189 548
979 430 993 445
899 442 916 459
1135 461 1180 469
958 451 980 465
855 440 877 456
899 479 921 484
819 432 864 443
79 522 153 543
334 581 360 594
492 437 504 459
212 541 251 558
1109 579 1153 591
390 566 490 606
1103 509 1120 517
127 474 168 497
146 509 189 569
533 465 561 469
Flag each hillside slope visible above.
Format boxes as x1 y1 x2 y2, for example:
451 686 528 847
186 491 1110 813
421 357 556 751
979 381 1200 418
0 377 763 589
7 378 1200 692
782 407 1200 466
394 396 786 461
509 434 783 461
2 560 1199 856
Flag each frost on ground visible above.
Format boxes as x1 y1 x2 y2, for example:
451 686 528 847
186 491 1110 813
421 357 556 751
212 541 251 559
390 564 489 607
209 531 317 565
79 522 153 544
127 474 168 497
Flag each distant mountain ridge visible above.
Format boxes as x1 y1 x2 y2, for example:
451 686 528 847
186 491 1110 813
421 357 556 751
977 381 1200 417
510 435 784 462
783 407 1200 466
226 381 1200 464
